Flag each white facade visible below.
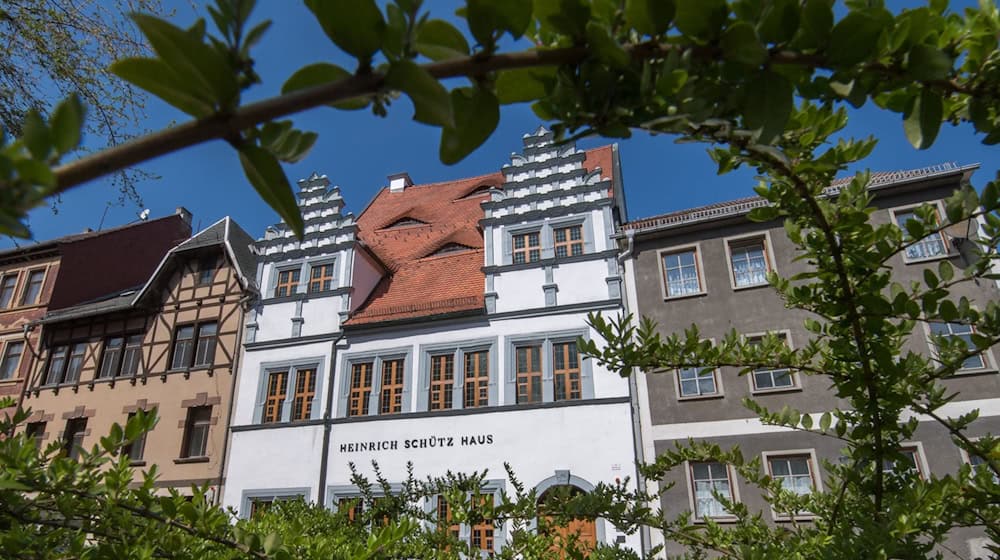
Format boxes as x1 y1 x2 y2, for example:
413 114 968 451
223 129 641 553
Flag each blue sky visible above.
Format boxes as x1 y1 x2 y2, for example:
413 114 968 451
8 0 998 247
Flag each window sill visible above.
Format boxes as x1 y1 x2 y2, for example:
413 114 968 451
772 512 816 522
0 377 24 385
944 368 998 378
174 456 210 464
751 386 802 396
129 460 147 467
731 282 771 292
662 291 708 302
677 392 725 402
693 515 739 525
901 253 956 265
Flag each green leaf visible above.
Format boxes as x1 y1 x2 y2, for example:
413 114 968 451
674 0 728 41
112 58 215 117
14 158 55 188
305 0 385 61
828 8 891 66
385 60 454 127
468 0 533 44
903 89 943 149
282 63 368 110
820 411 832 432
440 88 499 165
757 0 800 45
744 70 794 144
625 0 675 35
131 15 237 107
495 67 555 104
238 144 303 238
748 205 781 222
586 22 630 68
21 111 51 160
721 21 767 67
415 19 470 61
906 43 953 81
49 94 85 155
800 0 833 48
263 532 282 555
0 479 30 491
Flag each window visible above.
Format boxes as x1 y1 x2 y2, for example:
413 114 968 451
274 268 300 297
122 411 148 462
464 350 489 409
893 206 948 261
966 443 999 483
339 497 364 522
929 321 988 371
181 406 211 458
690 461 734 518
19 269 44 305
677 367 718 398
292 368 316 421
512 231 541 264
171 323 217 370
262 370 288 423
882 446 924 479
552 341 581 401
429 354 454 411
197 256 217 285
728 237 771 288
661 248 702 297
515 345 543 404
380 359 405 414
748 334 795 391
45 342 87 385
435 493 495 553
249 498 273 518
246 494 305 518
348 362 373 417
767 455 815 496
63 418 87 460
0 341 23 380
0 274 17 308
436 496 461 539
99 334 143 378
553 225 584 258
308 263 335 293
25 421 45 450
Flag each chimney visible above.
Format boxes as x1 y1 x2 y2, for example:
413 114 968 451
175 206 193 225
388 172 413 193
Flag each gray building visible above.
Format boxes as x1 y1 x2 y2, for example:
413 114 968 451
620 164 1000 559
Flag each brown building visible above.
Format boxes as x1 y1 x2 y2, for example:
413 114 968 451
621 164 1000 558
0 212 192 410
21 217 258 496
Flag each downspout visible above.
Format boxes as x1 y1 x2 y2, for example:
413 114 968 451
316 331 347 508
215 292 254 506
617 229 650 554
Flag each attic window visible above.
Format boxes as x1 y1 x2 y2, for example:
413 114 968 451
460 184 494 199
429 243 473 256
385 217 427 229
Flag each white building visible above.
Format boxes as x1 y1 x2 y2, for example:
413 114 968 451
223 128 641 553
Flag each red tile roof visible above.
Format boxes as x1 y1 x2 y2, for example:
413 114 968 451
347 145 616 326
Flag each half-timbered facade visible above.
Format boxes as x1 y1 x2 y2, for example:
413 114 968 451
223 128 642 554
22 217 257 494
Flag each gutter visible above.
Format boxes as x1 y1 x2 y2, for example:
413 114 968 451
316 331 347 508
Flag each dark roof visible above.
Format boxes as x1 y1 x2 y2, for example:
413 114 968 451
622 163 978 235
40 289 138 324
0 213 188 262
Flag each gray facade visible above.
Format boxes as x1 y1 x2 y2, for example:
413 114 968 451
623 164 1000 558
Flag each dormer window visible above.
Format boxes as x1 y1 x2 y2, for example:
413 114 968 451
385 217 427 229
459 184 494 199
429 243 474 257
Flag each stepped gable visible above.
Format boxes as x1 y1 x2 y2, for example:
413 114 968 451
256 172 356 262
347 172 502 325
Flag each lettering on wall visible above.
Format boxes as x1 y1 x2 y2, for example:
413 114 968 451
338 434 494 453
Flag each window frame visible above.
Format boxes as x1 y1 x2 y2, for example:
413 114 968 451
169 321 218 371
180 405 212 459
253 358 326 424
686 460 739 521
674 366 723 400
306 259 338 293
98 333 144 379
504 330 596 406
889 202 952 264
923 320 997 375
122 410 151 464
25 421 46 450
761 449 822 521
0 272 18 309
417 339 499 412
511 230 542 265
0 339 25 381
338 347 413 418
239 488 310 519
723 232 776 290
656 243 707 300
44 342 88 386
420 479 507 554
882 442 929 480
273 267 302 298
326 483 407 529
19 268 46 306
552 224 584 258
501 216 595 266
744 330 800 394
196 254 218 286
959 436 999 484
62 417 88 460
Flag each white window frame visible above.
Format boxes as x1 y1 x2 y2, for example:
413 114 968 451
923 319 997 375
889 202 952 264
254 358 326 424
744 330 800 394
504 330 595 405
240 487 310 519
657 243 707 300
761 449 822 521
723 232 776 290
882 441 929 480
959 436 999 484
338 347 413 418
685 460 740 522
675 366 722 400
417 338 499 412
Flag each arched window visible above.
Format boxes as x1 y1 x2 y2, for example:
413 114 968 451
537 485 597 558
